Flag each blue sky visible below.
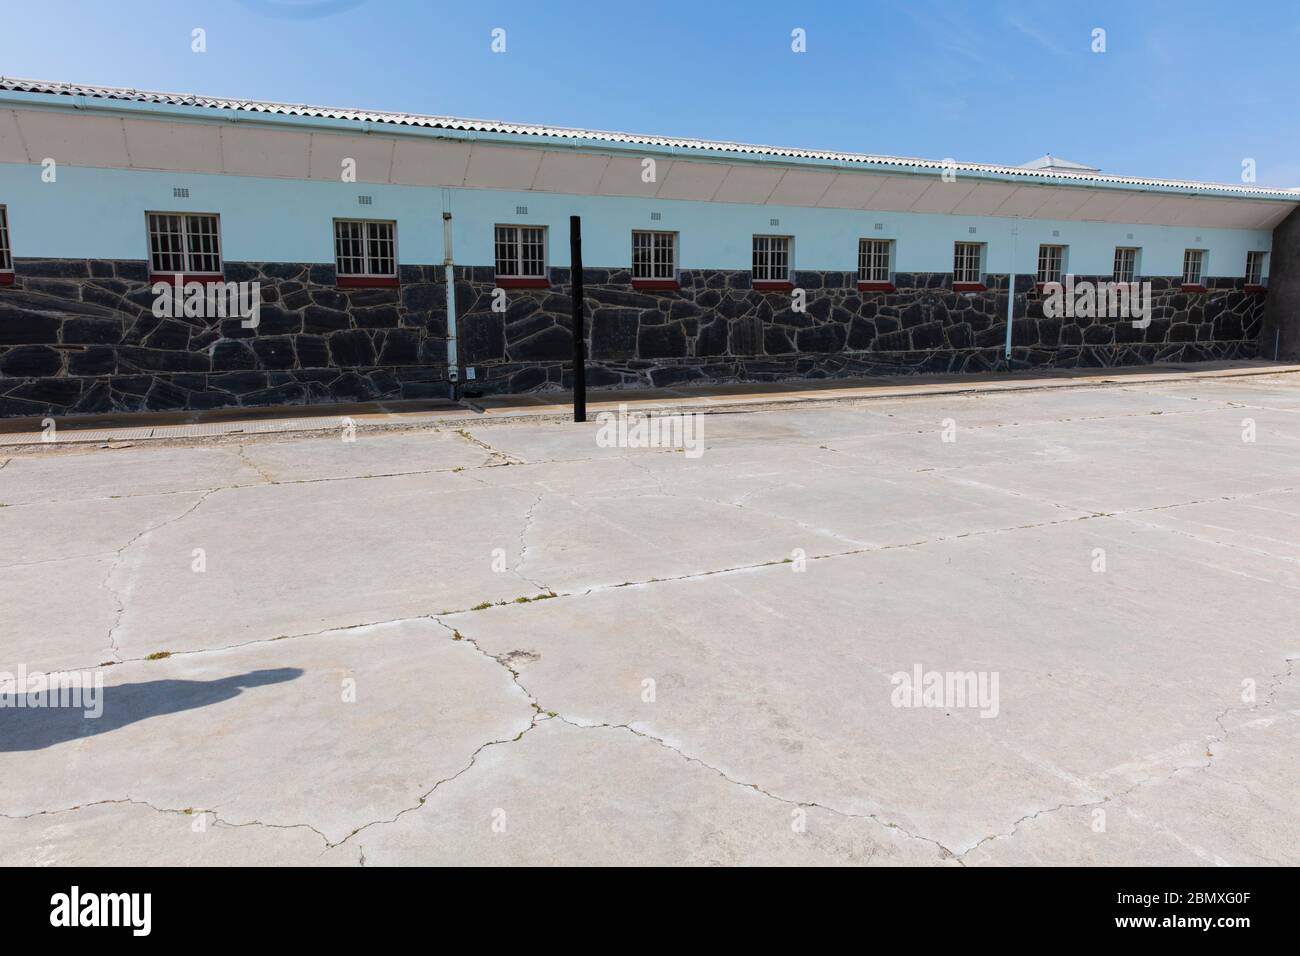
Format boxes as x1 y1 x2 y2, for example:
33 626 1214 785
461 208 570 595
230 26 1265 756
4 0 1299 185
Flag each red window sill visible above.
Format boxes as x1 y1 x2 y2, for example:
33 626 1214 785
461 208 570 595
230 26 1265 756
953 282 986 293
337 275 399 288
0 272 13 286
150 273 227 286
1181 284 1207 294
631 279 680 291
1244 284 1267 294
857 281 895 293
752 280 794 292
495 277 550 289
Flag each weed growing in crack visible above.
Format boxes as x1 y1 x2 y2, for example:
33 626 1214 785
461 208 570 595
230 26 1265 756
473 592 556 610
145 651 172 661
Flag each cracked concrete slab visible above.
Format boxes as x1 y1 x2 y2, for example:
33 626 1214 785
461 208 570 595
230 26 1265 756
0 445 258 506
450 515 1297 855
0 618 534 846
961 681 1300 865
0 555 118 674
235 429 493 483
0 800 330 866
0 491 210 570
325 718 948 866
2 369 1299 865
102 475 548 658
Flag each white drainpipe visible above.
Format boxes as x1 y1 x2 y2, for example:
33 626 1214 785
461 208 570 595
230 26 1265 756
442 195 459 398
1004 225 1018 365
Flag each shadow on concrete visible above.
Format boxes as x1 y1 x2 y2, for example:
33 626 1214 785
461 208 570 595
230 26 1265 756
0 668 303 752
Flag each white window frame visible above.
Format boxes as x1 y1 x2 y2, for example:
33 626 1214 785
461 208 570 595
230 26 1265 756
752 234 792 282
1113 247 1139 284
1037 244 1066 284
1245 251 1266 286
953 241 984 284
631 230 677 280
146 211 223 275
495 224 548 279
333 218 398 278
857 238 893 283
1182 249 1205 286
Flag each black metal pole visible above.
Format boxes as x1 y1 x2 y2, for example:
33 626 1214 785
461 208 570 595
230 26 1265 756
569 215 587 423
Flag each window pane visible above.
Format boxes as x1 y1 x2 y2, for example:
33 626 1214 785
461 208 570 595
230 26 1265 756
954 242 981 283
1037 245 1063 283
185 215 221 274
148 213 186 273
335 220 366 276
519 227 545 276
752 236 769 279
495 225 517 276
1245 251 1264 285
632 230 652 279
859 238 890 282
1113 247 1136 283
0 207 10 271
653 232 674 278
365 221 395 276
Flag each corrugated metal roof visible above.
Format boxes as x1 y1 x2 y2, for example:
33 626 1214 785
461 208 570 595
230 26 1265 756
2 77 1297 200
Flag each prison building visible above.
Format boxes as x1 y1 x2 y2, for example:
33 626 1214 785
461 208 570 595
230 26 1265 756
0 78 1296 417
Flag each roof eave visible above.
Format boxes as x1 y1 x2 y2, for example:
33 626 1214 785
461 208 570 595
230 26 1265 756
1 79 1298 203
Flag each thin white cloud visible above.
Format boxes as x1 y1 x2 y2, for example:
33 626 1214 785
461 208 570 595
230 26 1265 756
1004 14 1070 58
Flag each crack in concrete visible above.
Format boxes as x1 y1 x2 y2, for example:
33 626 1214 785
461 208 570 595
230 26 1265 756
181 618 548 853
952 655 1300 861
0 797 331 844
61 482 1299 675
369 618 963 860
450 427 524 467
0 461 511 511
101 488 219 660
557 714 959 860
236 444 276 484
512 487 550 592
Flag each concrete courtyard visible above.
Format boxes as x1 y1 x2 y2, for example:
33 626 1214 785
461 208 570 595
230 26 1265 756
1 370 1298 866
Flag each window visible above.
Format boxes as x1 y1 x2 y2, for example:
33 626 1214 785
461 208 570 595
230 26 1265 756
1245 251 1266 286
1182 249 1205 286
1113 247 1138 283
953 242 983 284
334 219 397 278
1037 244 1065 284
858 238 892 283
0 206 11 274
632 230 677 280
752 235 792 282
147 212 222 275
495 225 547 278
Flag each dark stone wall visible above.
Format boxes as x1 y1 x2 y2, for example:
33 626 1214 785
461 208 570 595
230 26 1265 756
457 268 1263 394
0 259 1268 417
1261 206 1300 361
0 259 451 417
